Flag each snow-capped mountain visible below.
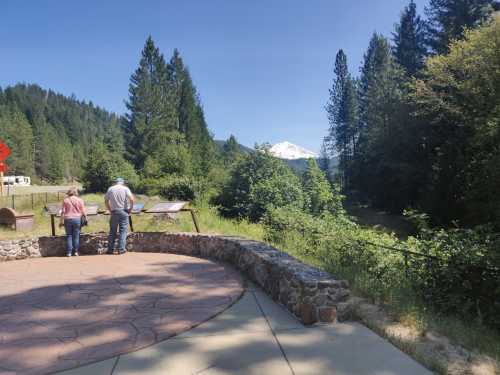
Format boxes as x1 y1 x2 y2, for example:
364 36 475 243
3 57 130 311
269 141 318 160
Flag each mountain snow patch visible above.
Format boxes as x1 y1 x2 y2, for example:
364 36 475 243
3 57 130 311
269 141 318 160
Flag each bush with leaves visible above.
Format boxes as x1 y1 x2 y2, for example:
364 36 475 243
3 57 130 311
136 175 198 202
302 158 345 216
82 142 138 193
214 147 304 221
406 224 500 329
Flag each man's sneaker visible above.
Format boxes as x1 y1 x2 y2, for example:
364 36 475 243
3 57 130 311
74 252 79 257
66 253 72 257
119 250 126 255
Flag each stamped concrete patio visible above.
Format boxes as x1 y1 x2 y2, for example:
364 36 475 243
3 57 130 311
0 253 242 375
0 253 432 375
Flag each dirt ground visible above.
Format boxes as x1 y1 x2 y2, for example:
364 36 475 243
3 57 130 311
344 200 415 239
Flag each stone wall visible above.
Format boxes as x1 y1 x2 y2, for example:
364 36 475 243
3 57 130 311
1 232 350 325
0 237 40 260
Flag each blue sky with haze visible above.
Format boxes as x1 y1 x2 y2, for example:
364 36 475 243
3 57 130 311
1 0 428 152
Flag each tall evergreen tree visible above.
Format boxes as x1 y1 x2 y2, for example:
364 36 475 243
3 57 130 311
326 50 358 189
302 158 342 216
351 34 422 210
317 138 331 179
222 134 242 165
425 0 496 53
124 36 177 169
393 0 428 76
167 49 216 176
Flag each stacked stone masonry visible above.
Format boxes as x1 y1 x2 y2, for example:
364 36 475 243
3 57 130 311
0 232 350 325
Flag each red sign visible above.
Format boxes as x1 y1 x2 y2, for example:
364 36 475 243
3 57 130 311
0 162 7 173
0 142 11 161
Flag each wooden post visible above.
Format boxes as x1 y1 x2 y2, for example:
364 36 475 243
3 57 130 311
50 214 56 236
31 193 34 209
45 192 48 203
189 209 200 233
129 215 134 232
11 195 15 210
0 171 3 197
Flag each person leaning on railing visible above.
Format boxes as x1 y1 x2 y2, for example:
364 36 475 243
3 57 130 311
104 177 135 255
59 187 86 257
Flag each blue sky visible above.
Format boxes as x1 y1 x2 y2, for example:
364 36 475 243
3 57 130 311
1 0 428 152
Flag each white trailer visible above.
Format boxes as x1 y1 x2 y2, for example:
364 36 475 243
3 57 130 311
2 176 31 186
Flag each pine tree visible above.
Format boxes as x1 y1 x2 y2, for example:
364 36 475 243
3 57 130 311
302 158 343 216
124 36 177 169
326 50 358 189
0 108 34 176
353 34 415 209
425 0 496 53
393 0 428 75
223 134 241 165
317 138 331 179
167 49 216 176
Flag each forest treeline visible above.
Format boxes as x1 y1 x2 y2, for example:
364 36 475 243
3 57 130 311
0 37 242 194
324 0 500 225
325 0 500 228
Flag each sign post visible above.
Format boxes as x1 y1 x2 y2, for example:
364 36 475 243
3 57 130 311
0 142 12 197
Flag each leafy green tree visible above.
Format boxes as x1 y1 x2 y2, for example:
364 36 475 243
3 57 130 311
82 142 138 193
425 0 497 53
142 131 192 177
413 15 500 225
214 147 304 221
302 159 344 216
392 0 428 75
222 134 242 165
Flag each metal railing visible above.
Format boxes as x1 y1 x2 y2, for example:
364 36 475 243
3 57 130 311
0 191 66 210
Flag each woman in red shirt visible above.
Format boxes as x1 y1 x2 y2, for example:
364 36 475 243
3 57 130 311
59 187 86 257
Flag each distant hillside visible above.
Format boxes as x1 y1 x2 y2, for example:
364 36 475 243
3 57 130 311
215 139 338 175
0 83 122 182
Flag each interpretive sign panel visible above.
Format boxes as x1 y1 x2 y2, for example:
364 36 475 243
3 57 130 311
46 202 99 216
146 201 187 213
85 203 99 215
46 203 62 216
131 203 145 214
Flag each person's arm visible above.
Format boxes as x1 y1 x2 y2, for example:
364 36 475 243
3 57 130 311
104 191 111 212
59 200 65 227
80 198 86 217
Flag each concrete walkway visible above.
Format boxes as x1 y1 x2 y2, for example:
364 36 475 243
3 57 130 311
59 283 432 375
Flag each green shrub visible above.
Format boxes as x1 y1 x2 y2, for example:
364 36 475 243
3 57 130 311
407 227 500 329
137 175 198 202
214 148 304 221
83 142 139 193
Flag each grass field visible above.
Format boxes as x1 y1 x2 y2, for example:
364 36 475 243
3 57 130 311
1 184 82 196
0 193 264 241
